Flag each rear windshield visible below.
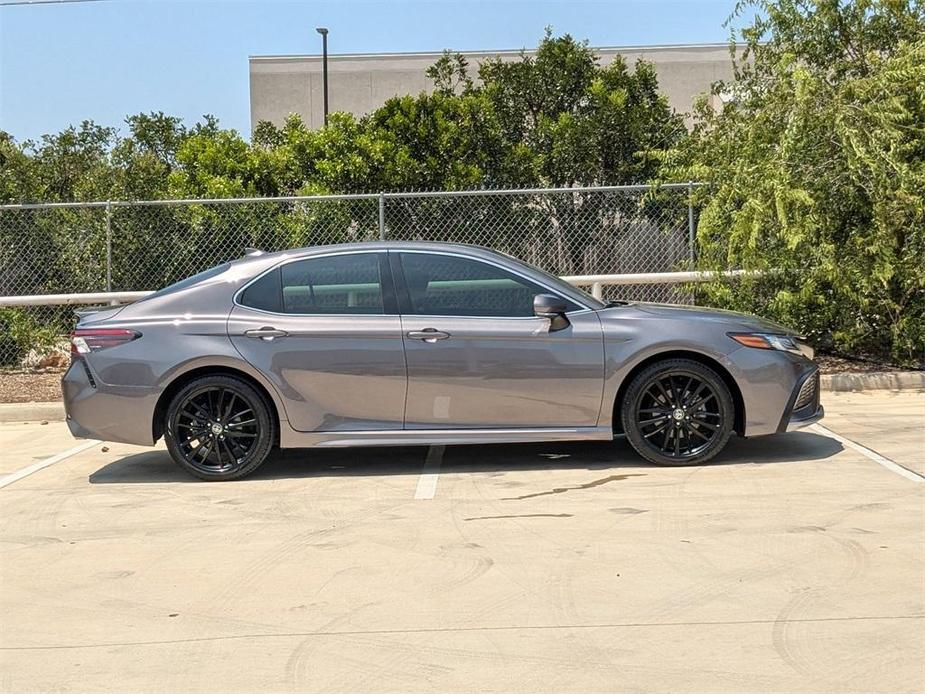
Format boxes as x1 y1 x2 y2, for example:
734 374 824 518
139 263 231 302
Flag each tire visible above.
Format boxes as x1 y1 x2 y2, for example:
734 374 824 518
164 375 276 481
621 358 734 467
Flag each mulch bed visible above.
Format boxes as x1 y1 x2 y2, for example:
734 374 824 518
0 354 918 404
813 354 914 374
0 367 67 404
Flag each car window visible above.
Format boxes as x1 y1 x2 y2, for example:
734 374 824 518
272 253 384 314
140 263 230 302
398 252 580 317
239 267 282 312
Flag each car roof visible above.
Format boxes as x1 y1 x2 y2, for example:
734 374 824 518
234 241 510 265
225 241 603 310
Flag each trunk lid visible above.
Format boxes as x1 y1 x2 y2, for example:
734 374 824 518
74 305 127 326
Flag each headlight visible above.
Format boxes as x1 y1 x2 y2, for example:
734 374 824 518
728 332 812 358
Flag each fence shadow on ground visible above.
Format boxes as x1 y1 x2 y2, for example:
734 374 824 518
87 432 843 485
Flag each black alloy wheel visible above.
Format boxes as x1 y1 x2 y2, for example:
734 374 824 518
165 375 275 480
621 358 734 466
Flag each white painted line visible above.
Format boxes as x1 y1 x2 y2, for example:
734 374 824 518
0 439 101 490
414 445 445 499
811 424 923 483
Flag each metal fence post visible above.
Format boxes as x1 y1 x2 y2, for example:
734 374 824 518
378 193 386 240
105 201 113 292
687 181 696 265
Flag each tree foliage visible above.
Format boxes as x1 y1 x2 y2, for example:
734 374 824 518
661 0 925 365
0 30 686 339
0 31 682 203
2 15 921 365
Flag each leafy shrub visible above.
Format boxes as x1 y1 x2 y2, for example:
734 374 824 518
661 1 925 366
0 308 61 367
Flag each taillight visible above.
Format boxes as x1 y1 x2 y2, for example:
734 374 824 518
70 328 141 355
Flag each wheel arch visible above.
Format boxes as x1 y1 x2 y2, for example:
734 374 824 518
612 350 745 436
153 365 281 444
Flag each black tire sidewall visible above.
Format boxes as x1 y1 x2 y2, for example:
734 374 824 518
165 375 275 481
621 359 734 467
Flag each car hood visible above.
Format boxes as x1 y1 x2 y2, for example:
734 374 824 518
625 302 797 335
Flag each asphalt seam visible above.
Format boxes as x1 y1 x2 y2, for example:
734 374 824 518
3 614 922 651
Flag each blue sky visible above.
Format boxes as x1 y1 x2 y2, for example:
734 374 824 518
0 0 751 142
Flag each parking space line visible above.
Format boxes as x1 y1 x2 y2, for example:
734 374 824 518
811 424 923 483
0 439 101 490
414 445 445 499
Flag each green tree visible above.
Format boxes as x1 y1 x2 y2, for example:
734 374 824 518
111 112 187 200
478 30 685 187
662 0 925 365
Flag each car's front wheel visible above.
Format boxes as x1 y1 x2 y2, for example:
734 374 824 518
164 375 275 481
621 358 734 466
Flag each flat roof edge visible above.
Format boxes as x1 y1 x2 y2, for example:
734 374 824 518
248 42 735 62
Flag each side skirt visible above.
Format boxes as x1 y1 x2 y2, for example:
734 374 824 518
279 425 614 449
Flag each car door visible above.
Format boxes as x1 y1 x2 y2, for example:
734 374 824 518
393 250 605 429
228 250 407 432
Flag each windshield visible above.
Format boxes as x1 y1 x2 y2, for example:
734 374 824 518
489 249 606 309
138 263 231 302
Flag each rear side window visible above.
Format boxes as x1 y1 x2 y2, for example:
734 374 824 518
398 252 580 317
240 254 385 314
239 268 281 312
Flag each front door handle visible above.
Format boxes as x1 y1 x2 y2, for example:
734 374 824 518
406 328 450 343
245 326 289 341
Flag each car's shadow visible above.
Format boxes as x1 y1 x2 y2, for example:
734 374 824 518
88 432 843 484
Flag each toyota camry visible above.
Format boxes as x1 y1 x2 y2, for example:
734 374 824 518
62 242 823 480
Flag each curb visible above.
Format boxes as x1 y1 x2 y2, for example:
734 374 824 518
820 371 925 393
0 371 921 424
0 402 65 423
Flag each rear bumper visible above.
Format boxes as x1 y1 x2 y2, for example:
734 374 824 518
62 358 159 446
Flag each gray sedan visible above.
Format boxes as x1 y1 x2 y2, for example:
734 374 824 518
62 242 823 480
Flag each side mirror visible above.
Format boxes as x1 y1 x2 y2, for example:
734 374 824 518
533 294 567 317
533 294 570 331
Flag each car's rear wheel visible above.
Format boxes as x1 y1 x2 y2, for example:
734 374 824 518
164 375 275 481
621 358 734 466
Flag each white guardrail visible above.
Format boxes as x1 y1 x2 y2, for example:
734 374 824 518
0 270 755 307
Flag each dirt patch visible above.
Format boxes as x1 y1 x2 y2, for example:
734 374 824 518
0 367 66 403
815 354 917 374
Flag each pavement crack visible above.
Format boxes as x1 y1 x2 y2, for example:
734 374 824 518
3 615 921 651
501 474 646 500
463 513 573 521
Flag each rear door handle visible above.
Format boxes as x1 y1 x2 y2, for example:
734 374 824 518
245 326 289 341
406 328 450 343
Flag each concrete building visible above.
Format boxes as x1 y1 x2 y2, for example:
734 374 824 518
249 43 735 131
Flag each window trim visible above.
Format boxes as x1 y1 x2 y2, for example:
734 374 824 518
391 249 593 319
233 250 398 317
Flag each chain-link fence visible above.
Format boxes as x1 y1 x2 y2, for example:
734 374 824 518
0 184 698 366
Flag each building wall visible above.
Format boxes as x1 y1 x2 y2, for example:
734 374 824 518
249 43 735 131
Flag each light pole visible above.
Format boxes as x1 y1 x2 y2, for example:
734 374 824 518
315 27 329 127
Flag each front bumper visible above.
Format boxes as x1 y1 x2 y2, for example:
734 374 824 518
62 358 160 446
786 404 825 431
778 368 824 433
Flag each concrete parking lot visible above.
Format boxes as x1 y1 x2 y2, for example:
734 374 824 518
1 390 923 693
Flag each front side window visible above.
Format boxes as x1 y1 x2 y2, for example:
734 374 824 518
398 252 580 317
240 253 384 314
